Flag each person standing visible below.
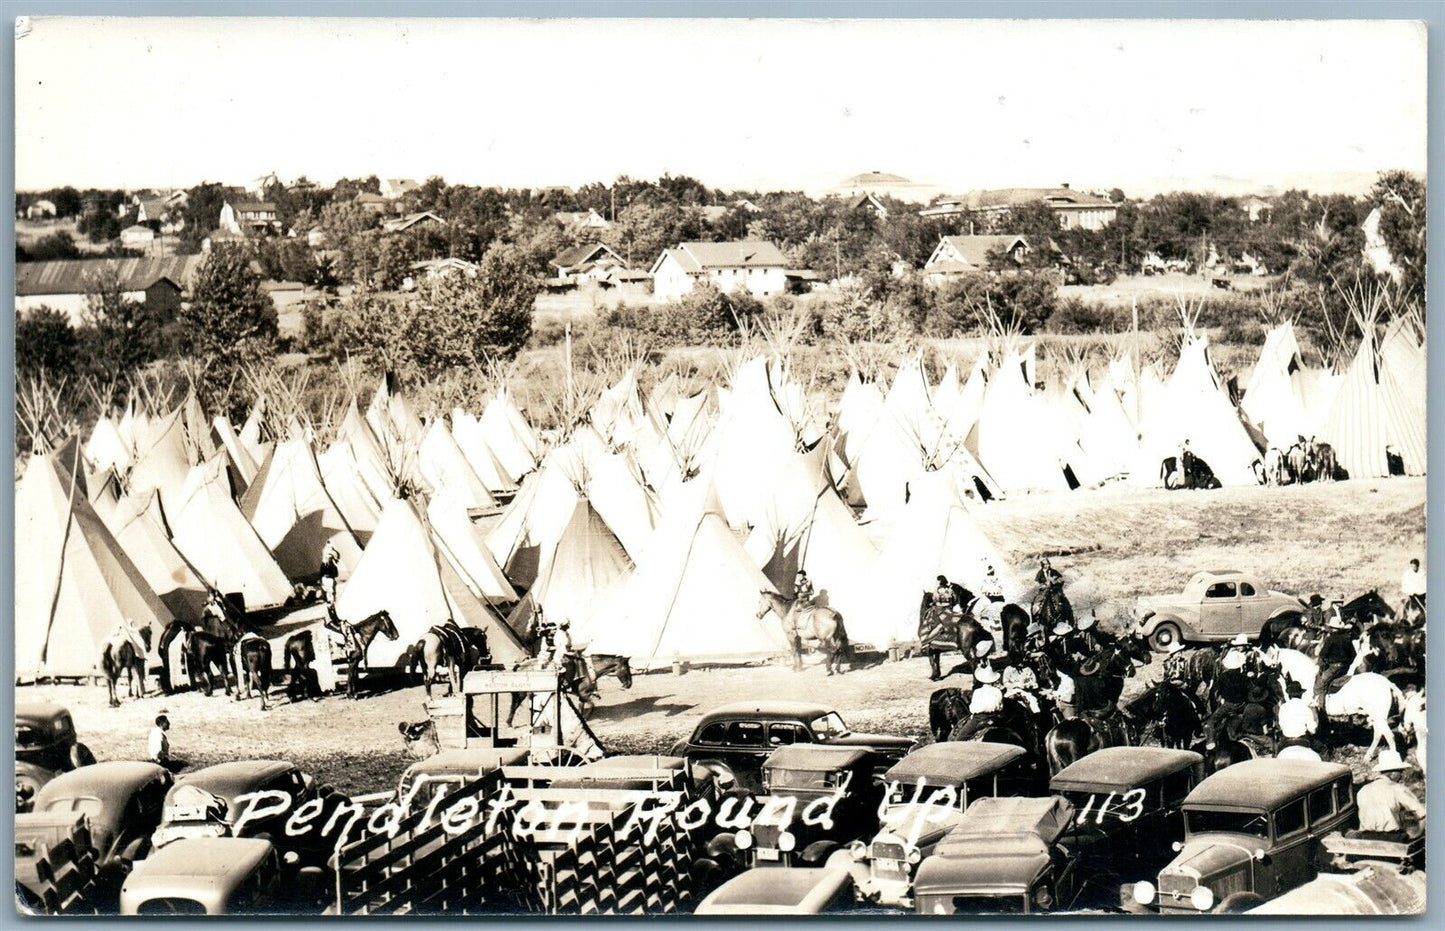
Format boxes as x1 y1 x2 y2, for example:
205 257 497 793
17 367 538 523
319 541 341 604
149 714 185 773
1354 750 1425 840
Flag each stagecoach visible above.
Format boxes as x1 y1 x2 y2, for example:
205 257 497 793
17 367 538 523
835 742 1033 907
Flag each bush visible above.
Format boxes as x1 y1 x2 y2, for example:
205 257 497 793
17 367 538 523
16 306 78 379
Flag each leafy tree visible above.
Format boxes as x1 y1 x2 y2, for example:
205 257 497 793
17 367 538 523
180 247 278 367
1368 170 1426 306
179 182 232 252
17 231 81 262
429 243 540 363
16 306 79 379
76 266 170 379
46 186 83 217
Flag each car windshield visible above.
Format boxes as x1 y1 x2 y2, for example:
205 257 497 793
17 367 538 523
767 768 832 791
1185 809 1269 838
810 712 850 739
46 796 103 819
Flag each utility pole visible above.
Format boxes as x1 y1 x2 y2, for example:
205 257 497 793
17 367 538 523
1132 296 1141 427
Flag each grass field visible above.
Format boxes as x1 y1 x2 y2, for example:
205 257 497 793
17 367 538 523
16 476 1424 798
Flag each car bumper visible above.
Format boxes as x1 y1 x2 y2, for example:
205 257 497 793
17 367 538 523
856 875 912 909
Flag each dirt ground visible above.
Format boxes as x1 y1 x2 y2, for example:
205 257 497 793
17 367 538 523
17 476 1425 798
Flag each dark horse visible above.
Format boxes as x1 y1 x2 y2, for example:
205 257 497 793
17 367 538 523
158 608 242 695
1341 590 1395 627
1030 582 1073 635
283 630 323 702
1123 679 1204 749
998 603 1032 658
334 610 401 700
918 588 991 680
100 627 151 707
236 634 273 710
570 654 635 709
929 687 971 743
1161 454 1222 490
187 630 238 697
403 623 472 698
1044 637 1150 774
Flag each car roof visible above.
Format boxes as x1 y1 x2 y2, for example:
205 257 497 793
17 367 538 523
34 761 169 810
128 837 273 881
170 760 298 805
1050 747 1203 793
701 701 835 722
698 867 849 911
886 742 1026 786
1185 759 1351 812
16 702 71 723
765 745 870 771
938 796 1075 852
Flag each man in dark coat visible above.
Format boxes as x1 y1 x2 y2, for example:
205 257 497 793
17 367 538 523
919 599 961 682
1314 608 1357 706
1204 650 1251 747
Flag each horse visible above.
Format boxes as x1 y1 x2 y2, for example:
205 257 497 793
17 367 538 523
1045 715 1129 775
929 687 971 743
1264 447 1287 485
1401 688 1426 776
1070 636 1150 713
570 654 635 709
1341 590 1395 628
236 634 273 710
335 610 400 700
949 699 1040 756
100 627 150 707
998 604 1032 658
1198 739 1259 776
1365 622 1425 685
404 624 471 698
186 630 237 697
1285 443 1308 483
1031 582 1073 634
1124 679 1203 749
1311 442 1339 481
757 591 852 676
283 630 323 702
1275 671 1407 760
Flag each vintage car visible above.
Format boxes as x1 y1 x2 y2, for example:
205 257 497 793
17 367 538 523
120 837 282 914
1132 570 1303 650
836 741 1033 907
913 795 1080 915
397 747 529 809
152 760 344 864
17 702 97 811
694 867 857 915
1132 758 1356 913
671 701 914 791
733 745 882 869
1050 746 1202 907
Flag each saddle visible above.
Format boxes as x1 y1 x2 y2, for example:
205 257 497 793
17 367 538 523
429 624 467 660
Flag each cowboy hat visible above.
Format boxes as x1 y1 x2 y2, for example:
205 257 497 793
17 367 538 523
1078 655 1104 677
1165 641 1186 654
973 664 1000 684
1077 614 1096 631
1221 651 1246 670
1026 622 1043 637
1375 749 1408 773
1308 594 1324 606
975 640 994 658
1230 633 1250 647
1052 620 1073 636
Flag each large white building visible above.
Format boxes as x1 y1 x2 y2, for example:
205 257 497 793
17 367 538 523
649 241 789 302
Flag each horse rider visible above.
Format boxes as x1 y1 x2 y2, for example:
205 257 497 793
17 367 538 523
1401 558 1426 624
1047 619 1079 670
794 569 815 610
1179 438 1196 486
1160 639 1190 685
1353 750 1425 841
980 564 1004 603
1313 606 1356 708
204 590 230 629
1205 649 1250 748
1074 611 1111 654
1303 593 1328 632
1277 701 1325 762
1001 657 1042 715
968 662 1005 716
324 603 361 661
1035 557 1063 590
932 575 958 612
319 541 342 604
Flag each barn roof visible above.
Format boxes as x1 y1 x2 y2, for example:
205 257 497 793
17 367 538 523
15 257 202 296
665 241 787 272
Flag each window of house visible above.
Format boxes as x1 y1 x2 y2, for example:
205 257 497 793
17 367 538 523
1206 582 1237 598
1273 798 1307 839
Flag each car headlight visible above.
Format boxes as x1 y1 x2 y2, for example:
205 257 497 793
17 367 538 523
735 829 753 850
906 847 922 865
849 840 867 859
1132 881 1156 905
1035 886 1053 909
778 831 796 852
1191 886 1214 911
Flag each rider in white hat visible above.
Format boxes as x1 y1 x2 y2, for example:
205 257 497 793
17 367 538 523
969 662 1004 714
974 639 994 660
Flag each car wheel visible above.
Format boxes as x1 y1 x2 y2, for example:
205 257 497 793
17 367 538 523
1148 623 1183 652
1215 891 1265 913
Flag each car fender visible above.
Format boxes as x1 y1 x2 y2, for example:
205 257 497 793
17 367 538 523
802 839 840 865
1140 613 1186 634
1266 605 1303 622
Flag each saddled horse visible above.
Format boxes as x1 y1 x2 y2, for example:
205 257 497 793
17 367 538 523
1044 638 1149 774
1045 714 1128 775
928 687 971 743
158 610 243 694
949 698 1042 758
1124 679 1204 749
570 654 635 709
403 623 471 698
1275 654 1408 759
333 610 400 700
996 603 1033 658
1031 582 1073 635
283 630 323 702
236 633 273 710
1341 590 1395 627
100 626 151 707
757 591 852 676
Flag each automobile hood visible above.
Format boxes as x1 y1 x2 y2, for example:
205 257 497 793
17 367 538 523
1160 838 1254 884
829 733 915 751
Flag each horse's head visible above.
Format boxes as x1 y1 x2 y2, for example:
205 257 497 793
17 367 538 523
756 590 777 621
377 610 400 641
615 656 634 690
1120 635 1153 670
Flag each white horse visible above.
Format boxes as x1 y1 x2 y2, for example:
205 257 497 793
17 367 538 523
1275 673 1406 761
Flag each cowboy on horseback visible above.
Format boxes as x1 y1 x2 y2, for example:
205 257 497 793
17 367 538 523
1401 558 1425 626
1204 648 1251 748
1313 605 1356 707
794 570 815 609
324 604 363 662
319 541 341 604
933 575 958 611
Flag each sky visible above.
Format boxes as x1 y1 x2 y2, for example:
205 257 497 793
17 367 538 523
14 17 1428 197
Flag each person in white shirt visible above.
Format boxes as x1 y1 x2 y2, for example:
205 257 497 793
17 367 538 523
149 714 184 773
1401 558 1425 620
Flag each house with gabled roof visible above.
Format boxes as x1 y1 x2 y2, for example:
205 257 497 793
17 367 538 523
554 208 610 232
848 192 888 218
381 211 445 233
649 240 790 302
922 235 1030 284
15 256 201 324
355 191 389 214
921 185 1118 231
551 242 627 284
220 201 281 235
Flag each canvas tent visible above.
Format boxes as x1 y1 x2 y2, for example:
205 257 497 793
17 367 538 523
239 436 363 580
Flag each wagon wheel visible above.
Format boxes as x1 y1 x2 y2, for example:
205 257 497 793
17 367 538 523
530 745 590 767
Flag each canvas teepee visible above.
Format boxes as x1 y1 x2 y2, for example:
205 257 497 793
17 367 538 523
168 455 293 608
239 436 364 580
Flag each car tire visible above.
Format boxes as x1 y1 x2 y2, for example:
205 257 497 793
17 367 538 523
1215 891 1266 913
1148 623 1183 652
